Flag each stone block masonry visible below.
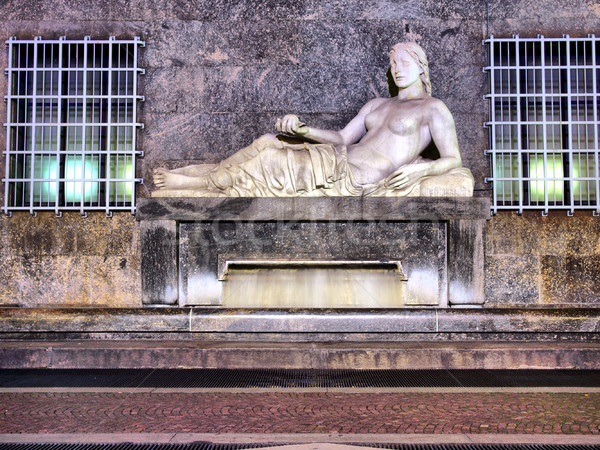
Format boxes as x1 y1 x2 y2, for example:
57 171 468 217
0 0 599 307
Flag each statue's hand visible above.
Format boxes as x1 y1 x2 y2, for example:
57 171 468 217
384 164 430 190
276 114 309 136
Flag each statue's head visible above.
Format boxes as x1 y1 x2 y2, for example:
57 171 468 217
389 42 431 96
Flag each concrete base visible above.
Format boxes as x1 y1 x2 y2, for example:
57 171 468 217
1 340 600 369
1 307 599 334
0 307 599 369
137 197 490 308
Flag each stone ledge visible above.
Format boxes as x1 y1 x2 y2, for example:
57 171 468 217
136 197 491 222
1 340 599 369
0 307 598 334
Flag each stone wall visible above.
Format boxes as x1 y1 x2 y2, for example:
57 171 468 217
0 213 141 306
0 0 598 306
486 212 600 306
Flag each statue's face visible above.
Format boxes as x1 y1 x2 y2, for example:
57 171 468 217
390 50 422 90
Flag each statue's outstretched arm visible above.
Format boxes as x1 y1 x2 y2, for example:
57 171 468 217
276 98 385 146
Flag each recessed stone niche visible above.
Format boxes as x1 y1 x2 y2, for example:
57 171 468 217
136 197 490 308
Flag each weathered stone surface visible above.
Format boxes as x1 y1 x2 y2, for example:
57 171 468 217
488 0 599 21
2 212 137 257
485 255 540 305
1 307 599 334
10 255 89 306
180 221 446 306
77 213 138 256
143 66 374 115
108 0 309 22
299 20 386 70
0 213 140 306
532 214 600 257
0 0 58 21
98 0 488 22
541 255 600 304
2 339 600 369
0 258 22 305
436 308 600 333
140 112 355 167
89 256 142 306
136 197 491 222
303 0 486 20
4 21 109 41
190 310 438 333
487 18 599 38
453 112 489 191
0 308 189 333
488 211 600 257
1 0 599 312
485 211 600 305
141 21 299 69
140 220 178 305
488 212 540 256
448 220 485 305
4 212 78 257
423 0 487 20
140 112 281 162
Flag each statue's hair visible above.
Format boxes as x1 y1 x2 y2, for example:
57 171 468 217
389 42 432 96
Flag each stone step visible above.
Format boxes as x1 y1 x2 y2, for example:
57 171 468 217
1 307 599 334
1 340 600 369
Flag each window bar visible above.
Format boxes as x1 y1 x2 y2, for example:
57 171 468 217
3 39 14 215
540 35 550 214
132 37 144 214
513 35 525 213
483 36 495 212
20 44 27 210
488 36 498 214
54 38 64 216
565 35 575 215
28 38 41 215
4 37 143 214
591 35 600 215
80 37 89 216
485 35 600 214
105 37 114 216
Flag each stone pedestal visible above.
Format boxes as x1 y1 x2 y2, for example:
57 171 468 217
136 197 490 308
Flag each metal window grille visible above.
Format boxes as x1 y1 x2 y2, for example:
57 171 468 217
3 36 145 216
484 34 600 215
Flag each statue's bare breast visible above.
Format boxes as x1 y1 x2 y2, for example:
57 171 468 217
346 98 430 184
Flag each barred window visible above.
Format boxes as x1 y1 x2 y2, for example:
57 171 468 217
484 34 599 215
3 36 145 216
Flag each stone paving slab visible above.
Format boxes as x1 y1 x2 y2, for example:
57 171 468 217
0 391 599 435
3 432 600 445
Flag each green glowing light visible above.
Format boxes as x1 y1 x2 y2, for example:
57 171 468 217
494 154 520 202
24 156 58 204
64 155 99 203
572 156 597 201
109 156 134 202
529 154 563 203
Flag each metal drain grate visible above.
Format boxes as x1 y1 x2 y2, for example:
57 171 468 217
0 444 273 450
362 446 600 450
1 369 600 389
0 444 599 450
360 446 600 450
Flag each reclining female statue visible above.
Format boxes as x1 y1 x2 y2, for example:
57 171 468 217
153 42 473 197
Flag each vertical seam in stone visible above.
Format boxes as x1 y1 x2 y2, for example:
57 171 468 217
436 310 439 333
47 346 54 368
189 308 192 333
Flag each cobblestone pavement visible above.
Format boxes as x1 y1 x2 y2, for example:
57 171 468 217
0 391 599 435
